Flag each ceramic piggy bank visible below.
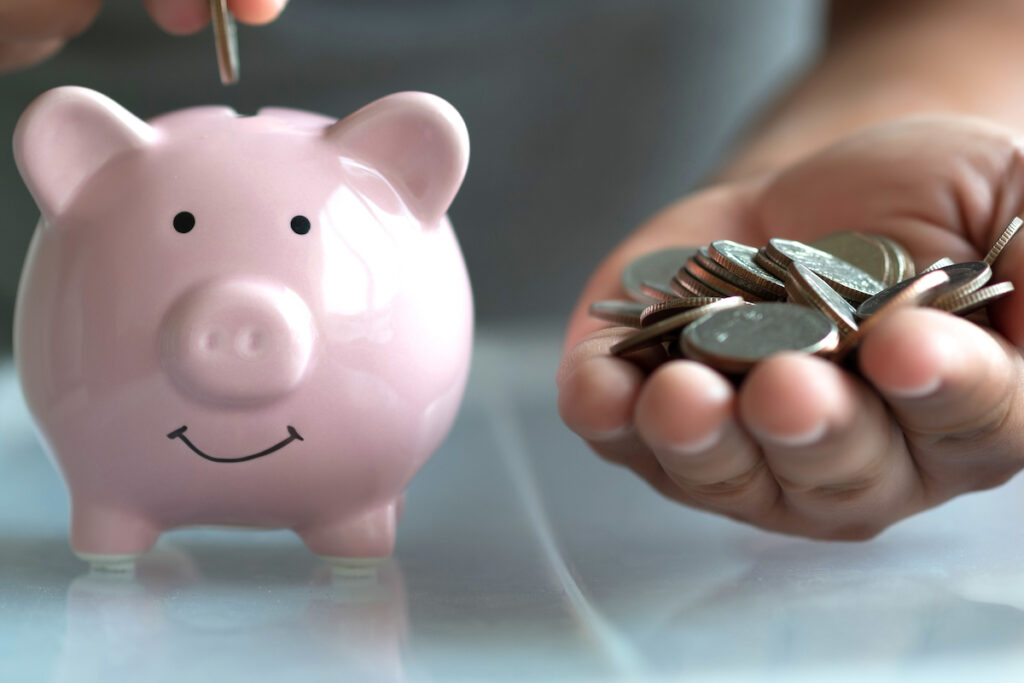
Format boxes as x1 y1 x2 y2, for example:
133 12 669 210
13 87 473 571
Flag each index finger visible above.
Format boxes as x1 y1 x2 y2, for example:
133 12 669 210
0 0 102 41
142 0 287 35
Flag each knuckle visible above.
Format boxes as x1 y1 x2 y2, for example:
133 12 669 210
910 385 1015 457
804 476 885 505
683 461 768 501
774 466 887 506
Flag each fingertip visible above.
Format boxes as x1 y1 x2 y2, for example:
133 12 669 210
143 0 211 35
558 356 645 441
859 308 958 399
739 353 848 444
0 0 102 41
0 39 65 73
229 0 288 24
635 360 733 450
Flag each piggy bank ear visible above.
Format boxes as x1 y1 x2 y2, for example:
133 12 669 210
13 86 156 222
325 92 469 227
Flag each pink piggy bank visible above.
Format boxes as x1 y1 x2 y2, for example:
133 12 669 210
13 87 473 572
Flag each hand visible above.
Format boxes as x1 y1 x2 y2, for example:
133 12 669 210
558 116 1024 540
0 0 288 72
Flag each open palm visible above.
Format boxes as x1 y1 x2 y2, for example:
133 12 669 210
559 116 1024 539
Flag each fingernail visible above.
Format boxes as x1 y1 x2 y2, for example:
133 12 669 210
748 419 827 448
583 424 634 442
878 374 942 399
666 427 723 455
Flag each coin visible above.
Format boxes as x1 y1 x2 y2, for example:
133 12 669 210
834 269 950 360
611 297 746 357
766 238 885 302
785 262 858 338
873 235 916 283
693 248 757 290
588 300 647 328
210 0 239 85
921 257 954 273
622 247 699 302
808 232 892 285
685 258 767 300
753 247 789 280
640 280 677 301
708 240 787 298
641 297 724 327
919 261 992 311
597 231 1012 378
984 216 1023 266
680 303 839 375
673 269 728 298
932 281 1014 316
856 261 991 319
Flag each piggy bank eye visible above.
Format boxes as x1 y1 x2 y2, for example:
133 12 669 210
173 211 196 234
290 215 311 235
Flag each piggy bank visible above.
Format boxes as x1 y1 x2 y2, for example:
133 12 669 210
13 87 472 572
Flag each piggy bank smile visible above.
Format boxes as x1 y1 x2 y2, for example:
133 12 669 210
166 425 304 464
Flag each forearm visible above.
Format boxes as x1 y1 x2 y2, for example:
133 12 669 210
720 0 1024 181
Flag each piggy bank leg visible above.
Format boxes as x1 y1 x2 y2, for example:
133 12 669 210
297 500 399 577
71 503 161 572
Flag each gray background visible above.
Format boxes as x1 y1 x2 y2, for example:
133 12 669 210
0 0 821 351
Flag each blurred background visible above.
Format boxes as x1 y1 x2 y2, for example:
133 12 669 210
0 0 821 351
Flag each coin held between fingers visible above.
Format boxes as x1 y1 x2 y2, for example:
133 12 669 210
210 0 239 85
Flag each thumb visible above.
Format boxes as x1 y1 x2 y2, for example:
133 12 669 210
754 115 1024 345
755 115 1024 265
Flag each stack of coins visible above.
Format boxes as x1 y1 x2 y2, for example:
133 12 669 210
590 218 1021 375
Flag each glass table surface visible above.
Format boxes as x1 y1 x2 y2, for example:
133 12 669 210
2 324 1024 682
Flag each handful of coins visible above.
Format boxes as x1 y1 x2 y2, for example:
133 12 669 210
591 218 1022 375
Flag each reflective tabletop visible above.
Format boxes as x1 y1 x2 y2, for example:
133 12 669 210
3 324 1024 682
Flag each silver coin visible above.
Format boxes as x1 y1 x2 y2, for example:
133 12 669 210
984 216 1023 266
754 247 790 280
694 247 754 290
210 0 239 85
808 232 892 285
921 257 955 273
588 300 647 328
767 238 884 302
707 240 787 298
641 297 724 327
611 297 746 357
685 258 766 300
835 269 950 360
785 262 858 338
640 280 677 301
674 268 729 298
932 281 1014 316
622 247 699 302
858 261 991 319
680 303 839 375
873 235 916 283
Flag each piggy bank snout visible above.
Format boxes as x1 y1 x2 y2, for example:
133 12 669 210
160 280 315 406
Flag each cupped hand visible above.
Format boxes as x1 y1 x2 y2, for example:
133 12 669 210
0 0 288 72
559 115 1024 540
